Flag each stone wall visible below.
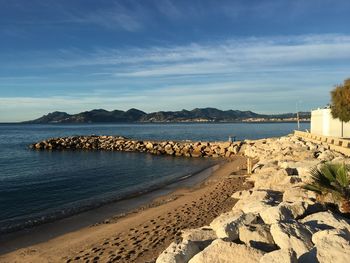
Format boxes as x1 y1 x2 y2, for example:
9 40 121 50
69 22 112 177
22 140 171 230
294 130 350 157
30 135 242 158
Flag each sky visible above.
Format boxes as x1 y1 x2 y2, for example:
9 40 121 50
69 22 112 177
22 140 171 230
1 0 350 122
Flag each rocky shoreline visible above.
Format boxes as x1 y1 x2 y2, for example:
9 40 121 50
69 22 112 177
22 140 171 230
30 136 242 158
156 134 350 263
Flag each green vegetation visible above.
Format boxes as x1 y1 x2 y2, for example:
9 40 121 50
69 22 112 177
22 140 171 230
330 79 350 137
304 163 350 213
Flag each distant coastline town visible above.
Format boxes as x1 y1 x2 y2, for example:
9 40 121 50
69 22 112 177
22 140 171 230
23 107 311 124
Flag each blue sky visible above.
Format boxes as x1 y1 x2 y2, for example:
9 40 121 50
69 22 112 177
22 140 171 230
1 0 350 122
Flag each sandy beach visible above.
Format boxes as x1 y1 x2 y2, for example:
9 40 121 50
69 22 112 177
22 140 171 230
0 156 250 263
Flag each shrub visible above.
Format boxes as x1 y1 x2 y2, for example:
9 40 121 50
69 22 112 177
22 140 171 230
304 163 350 213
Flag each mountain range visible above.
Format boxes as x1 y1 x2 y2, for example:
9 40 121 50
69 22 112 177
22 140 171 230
24 108 311 123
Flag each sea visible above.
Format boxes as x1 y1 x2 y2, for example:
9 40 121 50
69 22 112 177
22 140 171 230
0 122 309 233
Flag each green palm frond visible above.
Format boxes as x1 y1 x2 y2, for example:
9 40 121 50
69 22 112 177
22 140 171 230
336 164 350 188
303 184 323 195
320 164 338 184
304 163 350 202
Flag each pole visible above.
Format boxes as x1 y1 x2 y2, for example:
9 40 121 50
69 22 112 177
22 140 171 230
247 158 252 175
341 121 344 138
296 101 301 131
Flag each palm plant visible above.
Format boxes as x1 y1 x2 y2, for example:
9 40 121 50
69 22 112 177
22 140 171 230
303 163 350 213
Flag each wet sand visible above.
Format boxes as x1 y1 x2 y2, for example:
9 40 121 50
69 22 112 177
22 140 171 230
0 156 251 263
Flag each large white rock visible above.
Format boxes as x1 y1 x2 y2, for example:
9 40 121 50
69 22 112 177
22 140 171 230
234 190 278 214
181 227 217 250
300 211 350 233
259 248 298 263
282 188 316 203
251 170 302 192
260 201 321 224
181 227 217 242
232 190 253 200
188 239 264 263
145 142 154 150
260 203 294 224
240 200 275 214
209 210 245 240
330 156 347 164
239 223 276 252
317 150 335 161
281 160 320 183
278 161 297 170
270 221 313 257
312 229 350 263
156 240 200 263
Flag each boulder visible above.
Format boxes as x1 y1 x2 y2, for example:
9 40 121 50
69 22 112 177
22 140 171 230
260 201 320 224
311 229 350 263
259 248 297 263
278 161 297 170
279 160 320 183
282 188 316 203
251 170 302 192
227 145 239 154
260 203 294 224
165 144 174 155
240 200 274 215
146 142 154 150
234 190 279 214
284 167 298 176
156 240 200 263
181 227 217 250
220 142 232 149
317 150 335 161
209 210 244 240
188 239 264 263
270 221 313 257
191 149 202 158
231 190 253 200
300 211 350 233
182 227 217 242
225 151 232 158
239 223 276 252
219 147 226 156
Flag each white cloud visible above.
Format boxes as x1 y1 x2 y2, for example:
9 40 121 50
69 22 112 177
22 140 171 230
5 34 350 78
1 34 350 121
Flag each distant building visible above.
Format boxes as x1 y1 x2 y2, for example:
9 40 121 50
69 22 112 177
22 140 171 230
311 108 350 137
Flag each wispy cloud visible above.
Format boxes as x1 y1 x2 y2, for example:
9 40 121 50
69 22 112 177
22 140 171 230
5 34 349 77
70 2 145 32
0 0 146 32
1 33 350 121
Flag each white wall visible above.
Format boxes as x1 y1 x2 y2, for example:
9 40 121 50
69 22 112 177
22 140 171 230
311 108 350 138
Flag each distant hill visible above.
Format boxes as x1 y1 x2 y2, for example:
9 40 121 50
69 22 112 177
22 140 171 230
24 108 311 123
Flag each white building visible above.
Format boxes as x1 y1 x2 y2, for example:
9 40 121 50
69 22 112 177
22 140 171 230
311 108 350 138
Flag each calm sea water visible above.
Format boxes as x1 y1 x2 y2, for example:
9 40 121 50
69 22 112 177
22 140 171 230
0 122 309 233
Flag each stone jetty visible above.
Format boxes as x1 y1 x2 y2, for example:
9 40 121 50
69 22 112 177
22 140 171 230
30 136 242 158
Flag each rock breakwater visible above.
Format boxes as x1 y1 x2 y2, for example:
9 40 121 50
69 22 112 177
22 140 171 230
156 134 350 263
30 136 242 158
